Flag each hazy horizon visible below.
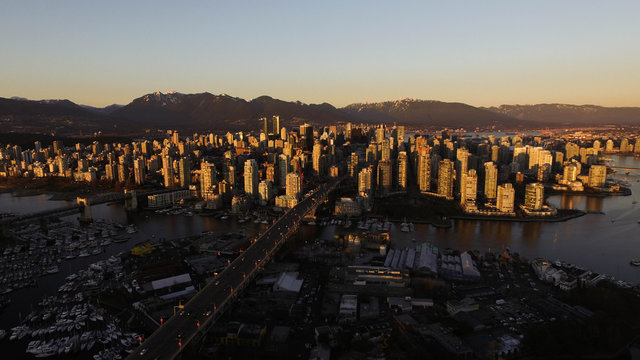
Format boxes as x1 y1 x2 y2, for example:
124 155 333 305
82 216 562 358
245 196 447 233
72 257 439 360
6 91 640 110
1 1 639 108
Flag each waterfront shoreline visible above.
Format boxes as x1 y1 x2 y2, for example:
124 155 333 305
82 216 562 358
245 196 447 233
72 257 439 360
547 187 632 197
450 209 586 223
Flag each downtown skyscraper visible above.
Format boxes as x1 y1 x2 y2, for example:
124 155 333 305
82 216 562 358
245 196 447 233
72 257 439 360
244 159 259 198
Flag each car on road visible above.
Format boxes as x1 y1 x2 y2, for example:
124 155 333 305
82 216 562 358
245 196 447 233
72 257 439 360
139 348 147 355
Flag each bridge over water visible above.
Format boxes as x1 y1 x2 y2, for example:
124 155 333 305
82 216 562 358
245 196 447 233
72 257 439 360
126 179 342 360
0 188 189 236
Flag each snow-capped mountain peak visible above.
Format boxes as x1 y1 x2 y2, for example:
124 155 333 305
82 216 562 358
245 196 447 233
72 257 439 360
143 91 184 106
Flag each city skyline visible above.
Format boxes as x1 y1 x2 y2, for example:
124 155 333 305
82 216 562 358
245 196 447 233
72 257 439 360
1 1 639 108
2 109 640 358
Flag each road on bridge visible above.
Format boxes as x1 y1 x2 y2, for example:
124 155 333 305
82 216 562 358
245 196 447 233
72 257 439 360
127 179 338 360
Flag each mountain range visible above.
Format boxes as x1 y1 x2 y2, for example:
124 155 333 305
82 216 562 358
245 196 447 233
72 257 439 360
1 92 639 136
484 104 640 126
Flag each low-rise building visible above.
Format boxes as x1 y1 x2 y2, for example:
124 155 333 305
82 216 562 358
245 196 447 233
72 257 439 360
339 294 358 322
446 298 480 316
147 189 192 209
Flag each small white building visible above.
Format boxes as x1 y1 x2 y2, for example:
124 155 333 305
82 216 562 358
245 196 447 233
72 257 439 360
339 294 358 322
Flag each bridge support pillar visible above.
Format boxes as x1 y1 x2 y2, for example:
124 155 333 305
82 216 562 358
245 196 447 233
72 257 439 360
77 197 93 223
125 189 138 210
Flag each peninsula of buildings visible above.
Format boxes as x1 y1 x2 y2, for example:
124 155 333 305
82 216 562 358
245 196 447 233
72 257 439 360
0 119 634 225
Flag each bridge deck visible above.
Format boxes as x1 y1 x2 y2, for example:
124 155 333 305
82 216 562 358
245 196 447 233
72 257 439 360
126 180 339 360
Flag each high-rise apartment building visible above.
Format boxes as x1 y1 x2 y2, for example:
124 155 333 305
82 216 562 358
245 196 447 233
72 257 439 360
397 151 408 191
133 158 145 185
621 138 629 152
565 143 580 161
286 172 301 199
172 131 180 145
300 123 314 150
200 161 217 197
377 160 392 196
260 115 280 139
588 164 607 188
312 142 323 177
527 146 543 170
496 183 515 213
563 162 580 182
456 148 470 175
396 126 405 144
53 140 64 155
460 169 477 206
524 183 544 210
605 139 614 152
380 138 391 162
278 154 290 186
438 159 454 199
375 125 385 144
162 156 174 188
366 143 378 164
244 159 259 197
265 164 276 185
258 180 274 205
105 163 117 181
484 161 498 200
417 151 431 192
117 164 127 183
358 166 374 194
178 157 191 187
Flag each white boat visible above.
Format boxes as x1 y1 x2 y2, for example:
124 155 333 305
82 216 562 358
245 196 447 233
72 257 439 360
113 236 129 243
630 259 640 266
35 345 58 358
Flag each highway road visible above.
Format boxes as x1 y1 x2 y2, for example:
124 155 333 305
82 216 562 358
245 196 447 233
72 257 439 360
127 179 338 360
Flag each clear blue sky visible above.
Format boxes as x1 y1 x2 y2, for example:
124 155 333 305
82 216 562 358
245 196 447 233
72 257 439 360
1 1 639 107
